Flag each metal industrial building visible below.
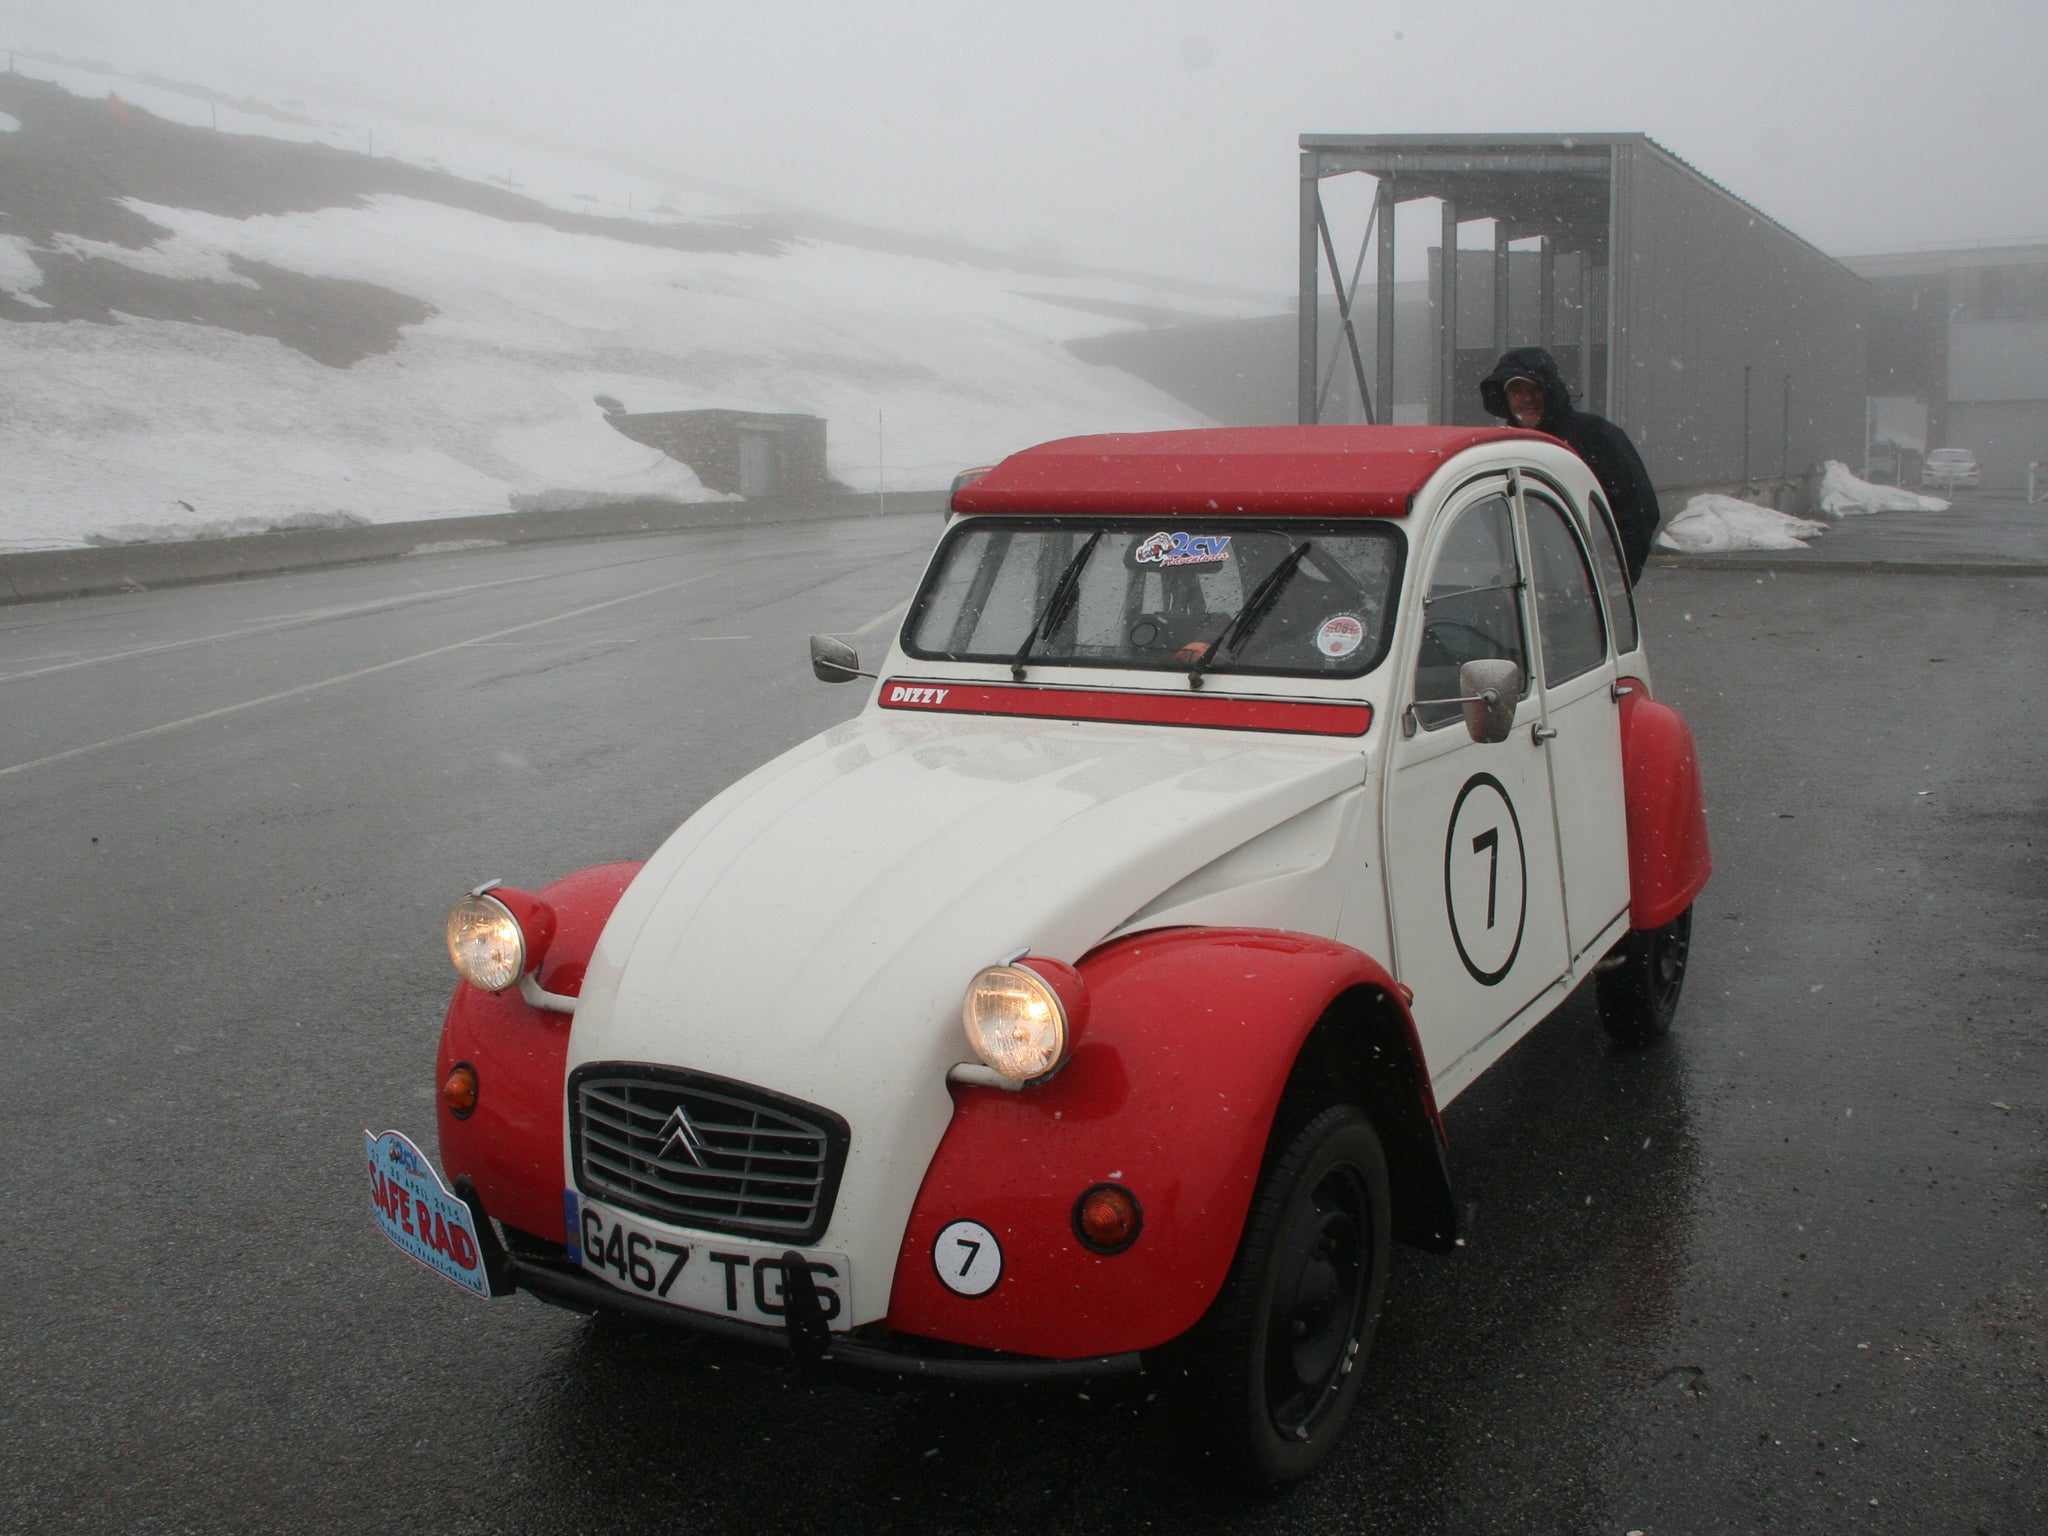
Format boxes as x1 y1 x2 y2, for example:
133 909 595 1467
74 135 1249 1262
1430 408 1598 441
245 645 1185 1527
1296 134 1870 506
1848 241 2048 492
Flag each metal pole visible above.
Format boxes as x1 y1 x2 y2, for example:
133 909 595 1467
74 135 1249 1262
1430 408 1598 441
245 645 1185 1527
1578 255 1592 407
1493 225 1511 353
1538 237 1555 349
1376 181 1396 427
1780 374 1792 494
877 410 885 516
1740 366 1752 497
1298 160 1322 424
1440 198 1459 425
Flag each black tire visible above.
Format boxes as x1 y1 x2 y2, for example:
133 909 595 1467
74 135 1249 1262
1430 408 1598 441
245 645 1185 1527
1596 904 1693 1044
1198 1104 1391 1490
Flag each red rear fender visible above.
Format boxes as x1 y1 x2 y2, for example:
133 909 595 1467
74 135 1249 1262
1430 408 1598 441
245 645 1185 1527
435 861 643 1243
1618 681 1712 929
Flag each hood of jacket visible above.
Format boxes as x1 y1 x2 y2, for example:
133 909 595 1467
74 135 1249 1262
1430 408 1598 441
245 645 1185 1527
1479 346 1575 431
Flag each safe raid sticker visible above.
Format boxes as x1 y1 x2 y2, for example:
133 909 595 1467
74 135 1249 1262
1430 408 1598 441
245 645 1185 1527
933 1219 1004 1296
365 1129 491 1298
1316 614 1365 658
1133 531 1232 567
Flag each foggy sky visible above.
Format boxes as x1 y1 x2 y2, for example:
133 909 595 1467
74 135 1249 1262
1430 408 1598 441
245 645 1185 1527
3 0 2043 294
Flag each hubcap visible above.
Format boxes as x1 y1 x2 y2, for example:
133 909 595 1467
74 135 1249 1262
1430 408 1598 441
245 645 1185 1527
1650 910 1691 1011
1264 1165 1370 1439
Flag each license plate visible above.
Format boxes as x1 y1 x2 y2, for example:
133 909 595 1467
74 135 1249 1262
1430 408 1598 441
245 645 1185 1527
568 1193 851 1331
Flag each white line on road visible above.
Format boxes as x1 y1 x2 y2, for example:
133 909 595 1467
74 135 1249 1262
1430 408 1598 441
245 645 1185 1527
0 567 610 685
848 601 907 636
0 574 707 780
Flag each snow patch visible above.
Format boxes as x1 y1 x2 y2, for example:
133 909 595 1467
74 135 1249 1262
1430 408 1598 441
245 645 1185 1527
0 111 20 133
1657 494 1829 553
410 538 506 555
0 71 1225 550
52 229 260 288
87 508 373 545
1819 461 1950 515
0 234 45 296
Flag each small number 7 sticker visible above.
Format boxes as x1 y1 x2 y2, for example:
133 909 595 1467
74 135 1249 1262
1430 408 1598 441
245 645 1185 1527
932 1219 1003 1296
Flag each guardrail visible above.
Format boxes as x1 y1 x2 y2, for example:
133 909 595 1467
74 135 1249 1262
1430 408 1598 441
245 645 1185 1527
2 490 947 605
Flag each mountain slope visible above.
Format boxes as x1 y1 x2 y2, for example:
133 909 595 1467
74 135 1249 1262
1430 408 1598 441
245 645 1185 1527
0 69 1236 550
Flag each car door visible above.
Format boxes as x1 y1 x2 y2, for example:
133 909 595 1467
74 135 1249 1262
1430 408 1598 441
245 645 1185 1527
1384 482 1568 1089
1520 486 1632 964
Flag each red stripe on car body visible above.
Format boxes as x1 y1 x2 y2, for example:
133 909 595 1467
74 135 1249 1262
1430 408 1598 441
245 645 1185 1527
879 679 1372 737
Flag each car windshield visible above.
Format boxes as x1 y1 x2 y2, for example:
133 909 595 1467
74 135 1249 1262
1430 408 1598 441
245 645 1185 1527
903 518 1405 679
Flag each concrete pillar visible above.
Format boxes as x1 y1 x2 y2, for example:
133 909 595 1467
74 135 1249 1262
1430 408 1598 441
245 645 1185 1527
1376 180 1396 427
1439 199 1459 424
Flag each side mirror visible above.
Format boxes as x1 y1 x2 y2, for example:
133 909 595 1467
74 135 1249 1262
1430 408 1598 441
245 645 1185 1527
1459 658 1524 744
808 634 868 684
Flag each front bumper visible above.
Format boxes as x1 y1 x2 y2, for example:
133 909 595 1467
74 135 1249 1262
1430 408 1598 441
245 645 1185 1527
461 1177 1141 1385
506 1253 1143 1383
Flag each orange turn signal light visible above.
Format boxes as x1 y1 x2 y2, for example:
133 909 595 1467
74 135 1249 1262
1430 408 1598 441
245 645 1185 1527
1073 1183 1142 1254
442 1062 479 1120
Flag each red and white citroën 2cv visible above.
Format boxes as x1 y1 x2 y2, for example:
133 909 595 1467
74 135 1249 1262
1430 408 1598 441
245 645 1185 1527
368 425 1710 1486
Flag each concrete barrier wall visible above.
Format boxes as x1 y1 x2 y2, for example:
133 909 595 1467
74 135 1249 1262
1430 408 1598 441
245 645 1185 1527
0 490 945 605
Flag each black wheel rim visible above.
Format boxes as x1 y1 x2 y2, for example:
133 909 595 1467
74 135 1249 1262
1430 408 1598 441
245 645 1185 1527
1263 1164 1371 1441
1649 909 1691 1014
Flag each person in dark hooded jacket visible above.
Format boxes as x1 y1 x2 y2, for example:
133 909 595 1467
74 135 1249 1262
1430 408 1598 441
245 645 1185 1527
1479 346 1660 584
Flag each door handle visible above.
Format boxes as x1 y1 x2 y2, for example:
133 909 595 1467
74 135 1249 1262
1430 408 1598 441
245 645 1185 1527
1531 723 1558 744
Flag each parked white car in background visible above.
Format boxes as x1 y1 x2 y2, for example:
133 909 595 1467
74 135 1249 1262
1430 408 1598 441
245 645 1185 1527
1922 447 1981 490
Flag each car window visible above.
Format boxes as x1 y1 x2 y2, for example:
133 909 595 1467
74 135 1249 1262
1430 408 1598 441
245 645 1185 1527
1584 492 1639 655
1411 494 1525 731
1524 494 1607 685
904 519 1406 679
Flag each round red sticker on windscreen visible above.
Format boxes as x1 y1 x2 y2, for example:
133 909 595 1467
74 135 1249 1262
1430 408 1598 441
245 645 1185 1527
1316 614 1365 658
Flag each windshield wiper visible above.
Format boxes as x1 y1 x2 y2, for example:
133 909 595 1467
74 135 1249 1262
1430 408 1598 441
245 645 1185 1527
1188 540 1312 691
1011 529 1104 680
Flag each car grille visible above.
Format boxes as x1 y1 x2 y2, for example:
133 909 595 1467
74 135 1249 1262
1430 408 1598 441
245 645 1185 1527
570 1065 850 1244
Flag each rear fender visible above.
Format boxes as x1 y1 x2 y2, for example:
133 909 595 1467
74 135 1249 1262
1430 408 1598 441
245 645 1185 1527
883 927 1449 1361
435 861 643 1244
1617 681 1712 929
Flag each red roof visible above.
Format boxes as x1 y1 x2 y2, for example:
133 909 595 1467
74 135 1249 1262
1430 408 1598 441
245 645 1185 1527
951 425 1558 518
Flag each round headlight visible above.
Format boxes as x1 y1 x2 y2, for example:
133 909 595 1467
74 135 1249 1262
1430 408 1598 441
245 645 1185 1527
447 892 525 992
962 963 1068 1082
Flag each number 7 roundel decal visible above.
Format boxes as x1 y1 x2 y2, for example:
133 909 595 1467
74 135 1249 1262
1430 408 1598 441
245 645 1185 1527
933 1219 1003 1296
1444 773 1527 985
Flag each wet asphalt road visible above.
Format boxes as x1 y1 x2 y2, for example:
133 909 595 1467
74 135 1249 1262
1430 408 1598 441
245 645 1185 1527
0 511 2043 1534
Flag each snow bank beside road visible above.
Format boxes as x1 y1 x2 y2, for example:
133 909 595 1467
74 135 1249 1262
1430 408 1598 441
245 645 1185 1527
0 194 1212 550
1820 461 1950 515
1657 494 1829 553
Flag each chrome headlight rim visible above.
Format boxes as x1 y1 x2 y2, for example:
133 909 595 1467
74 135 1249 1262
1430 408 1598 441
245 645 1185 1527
961 961 1070 1083
446 889 527 993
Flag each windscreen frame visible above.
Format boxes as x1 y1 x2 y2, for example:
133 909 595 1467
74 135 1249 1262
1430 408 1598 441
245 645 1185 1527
901 514 1410 682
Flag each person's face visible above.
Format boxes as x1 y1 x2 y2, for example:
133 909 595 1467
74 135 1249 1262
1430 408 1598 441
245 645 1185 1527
1505 377 1546 428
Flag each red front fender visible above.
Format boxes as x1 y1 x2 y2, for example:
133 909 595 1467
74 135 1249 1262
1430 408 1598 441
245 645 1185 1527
883 927 1440 1360
435 861 642 1244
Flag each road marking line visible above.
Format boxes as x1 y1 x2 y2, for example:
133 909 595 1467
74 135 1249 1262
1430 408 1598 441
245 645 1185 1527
0 575 706 780
849 601 907 636
0 568 595 685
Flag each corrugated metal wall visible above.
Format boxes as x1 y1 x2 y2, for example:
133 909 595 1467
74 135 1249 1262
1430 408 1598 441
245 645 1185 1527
1612 141 1867 490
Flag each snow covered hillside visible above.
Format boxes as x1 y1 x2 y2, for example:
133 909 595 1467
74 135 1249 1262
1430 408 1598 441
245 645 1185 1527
0 64 1257 551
